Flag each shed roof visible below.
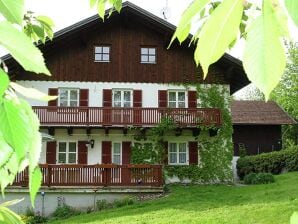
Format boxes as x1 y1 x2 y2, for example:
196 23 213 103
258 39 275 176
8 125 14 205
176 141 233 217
231 100 296 125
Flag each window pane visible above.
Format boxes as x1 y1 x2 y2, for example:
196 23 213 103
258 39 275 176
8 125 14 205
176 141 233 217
179 153 186 164
179 143 186 152
60 100 68 107
59 142 66 152
114 102 121 107
59 89 68 101
69 101 78 107
169 153 177 164
168 102 176 108
141 55 148 62
102 54 109 61
141 48 148 54
113 155 121 164
95 47 102 53
58 153 66 163
148 56 155 62
68 153 76 163
113 143 121 154
178 102 185 108
123 102 131 108
70 90 78 100
95 54 102 61
169 143 177 152
69 142 76 152
113 91 121 101
124 91 131 102
102 47 109 53
149 48 155 54
169 92 176 101
178 92 185 101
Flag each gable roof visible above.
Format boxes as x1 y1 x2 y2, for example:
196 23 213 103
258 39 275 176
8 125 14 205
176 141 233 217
231 100 296 125
2 1 249 93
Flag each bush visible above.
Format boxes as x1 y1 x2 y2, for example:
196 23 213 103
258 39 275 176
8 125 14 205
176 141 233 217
51 204 81 220
237 145 298 179
21 208 47 224
243 172 275 185
96 199 112 211
96 197 135 211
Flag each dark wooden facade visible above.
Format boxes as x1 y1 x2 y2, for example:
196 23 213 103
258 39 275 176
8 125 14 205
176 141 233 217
233 125 282 156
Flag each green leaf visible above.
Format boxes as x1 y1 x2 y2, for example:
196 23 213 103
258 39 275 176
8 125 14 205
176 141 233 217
291 212 298 224
113 0 122 12
97 0 106 20
0 21 50 75
90 0 98 8
243 0 286 100
32 25 45 43
0 69 9 98
285 0 298 26
0 0 25 25
170 0 210 45
29 167 42 207
0 199 24 224
36 15 55 27
0 133 13 168
195 0 244 77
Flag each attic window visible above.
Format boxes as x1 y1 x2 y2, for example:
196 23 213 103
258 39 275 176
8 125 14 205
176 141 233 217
141 47 156 64
94 46 110 62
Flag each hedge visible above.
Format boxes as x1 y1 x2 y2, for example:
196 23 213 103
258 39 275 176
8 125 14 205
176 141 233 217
237 145 298 180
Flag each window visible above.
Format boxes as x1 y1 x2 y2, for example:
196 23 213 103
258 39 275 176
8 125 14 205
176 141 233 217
59 88 79 107
94 46 110 62
140 47 156 63
112 142 121 164
113 90 132 107
168 91 186 108
58 142 77 164
168 142 188 165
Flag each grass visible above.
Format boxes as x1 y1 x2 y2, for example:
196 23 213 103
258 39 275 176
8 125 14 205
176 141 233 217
49 172 298 224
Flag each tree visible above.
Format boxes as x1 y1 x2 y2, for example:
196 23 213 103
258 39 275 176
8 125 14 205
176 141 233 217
233 83 265 101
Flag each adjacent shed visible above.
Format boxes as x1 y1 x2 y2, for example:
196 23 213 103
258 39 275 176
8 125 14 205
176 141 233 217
231 101 296 156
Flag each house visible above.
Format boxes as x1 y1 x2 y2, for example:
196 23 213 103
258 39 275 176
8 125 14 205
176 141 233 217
3 2 249 214
232 100 296 156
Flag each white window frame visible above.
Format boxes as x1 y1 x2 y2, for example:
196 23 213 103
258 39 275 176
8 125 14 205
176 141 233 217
168 91 187 108
112 142 122 165
58 88 79 107
112 89 133 108
57 141 78 164
140 47 156 64
94 45 110 62
168 142 189 165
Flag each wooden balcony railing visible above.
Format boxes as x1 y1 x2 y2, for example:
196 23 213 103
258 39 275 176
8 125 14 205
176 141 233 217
33 106 221 126
13 164 163 187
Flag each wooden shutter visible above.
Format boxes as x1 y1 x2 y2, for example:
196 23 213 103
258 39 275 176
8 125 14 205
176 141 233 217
103 89 112 107
78 141 88 164
102 141 111 164
80 89 89 107
122 141 131 164
188 91 197 108
189 141 198 165
163 141 168 165
48 88 58 106
133 90 142 124
158 90 167 108
46 141 56 164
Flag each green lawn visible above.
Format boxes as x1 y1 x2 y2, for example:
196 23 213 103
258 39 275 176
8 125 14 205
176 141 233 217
50 172 298 224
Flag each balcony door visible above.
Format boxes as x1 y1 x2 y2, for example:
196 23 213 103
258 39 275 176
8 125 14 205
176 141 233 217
112 90 132 123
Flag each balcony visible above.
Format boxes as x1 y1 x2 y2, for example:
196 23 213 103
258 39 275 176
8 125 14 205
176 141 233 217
33 106 221 127
13 164 163 187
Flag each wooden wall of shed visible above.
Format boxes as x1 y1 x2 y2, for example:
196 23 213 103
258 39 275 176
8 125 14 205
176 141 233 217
233 125 282 156
16 14 229 84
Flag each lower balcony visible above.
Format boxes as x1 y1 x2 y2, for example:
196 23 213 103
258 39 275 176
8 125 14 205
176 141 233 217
33 106 221 127
13 164 163 187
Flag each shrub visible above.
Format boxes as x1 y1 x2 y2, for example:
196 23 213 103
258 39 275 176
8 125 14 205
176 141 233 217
96 199 112 211
96 197 135 211
243 172 275 185
51 204 81 220
237 145 298 179
22 208 47 224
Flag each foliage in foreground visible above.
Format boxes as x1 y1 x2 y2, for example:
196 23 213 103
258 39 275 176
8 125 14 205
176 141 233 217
237 144 298 179
48 172 298 224
243 172 275 185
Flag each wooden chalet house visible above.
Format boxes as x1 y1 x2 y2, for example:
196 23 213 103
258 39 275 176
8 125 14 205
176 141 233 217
5 2 249 188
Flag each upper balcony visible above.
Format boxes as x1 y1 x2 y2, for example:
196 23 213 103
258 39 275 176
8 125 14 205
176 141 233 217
33 106 222 127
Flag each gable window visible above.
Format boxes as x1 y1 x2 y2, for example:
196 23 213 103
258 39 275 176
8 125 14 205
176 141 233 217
112 142 122 164
113 90 132 107
168 91 186 108
168 142 188 165
94 46 110 62
58 142 77 164
141 47 156 63
59 88 79 107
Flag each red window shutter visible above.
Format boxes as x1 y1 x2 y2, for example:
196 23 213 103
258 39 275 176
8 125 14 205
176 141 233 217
80 89 89 107
48 88 58 106
188 91 197 108
102 141 111 164
103 89 112 107
78 141 88 164
189 141 198 165
163 141 168 165
122 141 131 164
158 90 167 108
46 141 56 164
133 90 142 107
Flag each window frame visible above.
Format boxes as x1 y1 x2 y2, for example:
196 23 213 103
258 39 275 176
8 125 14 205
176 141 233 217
58 88 80 107
168 90 187 108
112 142 122 165
168 142 189 165
140 47 157 64
57 141 78 164
94 45 111 62
112 89 133 108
